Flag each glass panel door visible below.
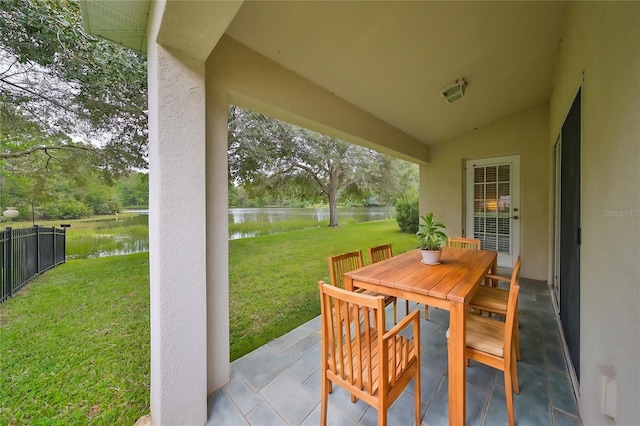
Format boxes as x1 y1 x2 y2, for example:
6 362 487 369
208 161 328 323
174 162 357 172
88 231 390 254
466 156 520 267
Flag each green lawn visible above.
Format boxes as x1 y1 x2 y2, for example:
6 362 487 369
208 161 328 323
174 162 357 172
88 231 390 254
229 219 417 359
0 219 417 423
0 253 150 425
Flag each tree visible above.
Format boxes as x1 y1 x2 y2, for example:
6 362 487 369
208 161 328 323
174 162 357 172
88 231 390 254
228 106 387 226
76 180 122 215
373 157 419 206
116 172 149 207
1 143 121 221
0 0 148 175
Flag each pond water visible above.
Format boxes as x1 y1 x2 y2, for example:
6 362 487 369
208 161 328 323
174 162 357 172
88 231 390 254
70 207 395 258
229 206 394 224
67 214 150 259
122 207 395 228
228 206 395 239
87 213 149 229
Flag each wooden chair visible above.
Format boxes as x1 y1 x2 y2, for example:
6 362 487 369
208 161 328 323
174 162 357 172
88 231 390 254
329 250 399 323
367 243 393 264
447 237 481 250
469 256 522 361
368 244 410 318
447 282 521 426
447 237 494 288
318 281 421 426
328 250 364 290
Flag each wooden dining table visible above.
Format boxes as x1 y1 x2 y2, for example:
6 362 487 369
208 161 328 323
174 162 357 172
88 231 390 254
343 246 497 425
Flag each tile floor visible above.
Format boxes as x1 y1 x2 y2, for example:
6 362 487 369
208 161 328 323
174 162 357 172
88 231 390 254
208 276 582 425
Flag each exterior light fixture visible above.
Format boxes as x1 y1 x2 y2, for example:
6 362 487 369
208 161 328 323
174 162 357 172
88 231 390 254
439 78 467 104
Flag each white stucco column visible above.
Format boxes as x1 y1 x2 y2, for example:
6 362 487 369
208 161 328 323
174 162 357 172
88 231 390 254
148 23 208 426
206 77 230 392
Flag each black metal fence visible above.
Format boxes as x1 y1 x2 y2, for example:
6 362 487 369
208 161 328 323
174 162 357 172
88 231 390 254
0 226 67 304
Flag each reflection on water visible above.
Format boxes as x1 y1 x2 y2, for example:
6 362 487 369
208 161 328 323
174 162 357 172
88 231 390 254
229 231 258 240
229 206 394 223
84 214 149 229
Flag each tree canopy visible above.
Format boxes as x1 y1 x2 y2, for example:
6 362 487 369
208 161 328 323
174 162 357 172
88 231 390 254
0 0 148 175
228 106 417 226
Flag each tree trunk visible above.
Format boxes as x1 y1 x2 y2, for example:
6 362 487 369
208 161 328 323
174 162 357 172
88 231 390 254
328 167 340 227
328 190 339 227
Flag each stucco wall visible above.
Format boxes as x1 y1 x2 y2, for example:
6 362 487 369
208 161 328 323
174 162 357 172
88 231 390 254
205 61 231 395
148 1 209 424
550 2 640 424
419 104 550 280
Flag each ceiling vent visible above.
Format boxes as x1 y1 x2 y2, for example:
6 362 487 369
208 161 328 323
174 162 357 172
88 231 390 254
440 78 467 104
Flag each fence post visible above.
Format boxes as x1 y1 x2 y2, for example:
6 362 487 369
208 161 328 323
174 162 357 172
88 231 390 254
51 226 56 268
5 227 12 299
35 225 41 274
60 224 70 265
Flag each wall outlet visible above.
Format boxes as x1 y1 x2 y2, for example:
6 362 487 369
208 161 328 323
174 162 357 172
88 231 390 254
600 373 617 419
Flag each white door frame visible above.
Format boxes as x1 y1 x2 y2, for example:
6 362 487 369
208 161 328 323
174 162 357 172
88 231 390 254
465 155 521 268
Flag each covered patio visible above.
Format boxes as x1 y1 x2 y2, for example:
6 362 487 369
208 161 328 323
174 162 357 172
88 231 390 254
79 1 639 425
209 276 581 425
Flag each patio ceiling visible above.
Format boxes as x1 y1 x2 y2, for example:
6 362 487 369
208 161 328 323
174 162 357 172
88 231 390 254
225 1 567 145
80 1 567 146
79 0 149 54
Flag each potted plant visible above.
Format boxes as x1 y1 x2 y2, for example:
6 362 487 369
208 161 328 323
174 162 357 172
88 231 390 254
416 212 448 264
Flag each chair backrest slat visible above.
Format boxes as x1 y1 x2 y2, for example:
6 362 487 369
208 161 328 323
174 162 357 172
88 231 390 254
354 308 363 391
343 303 352 385
333 296 345 379
364 308 375 394
389 336 397 386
